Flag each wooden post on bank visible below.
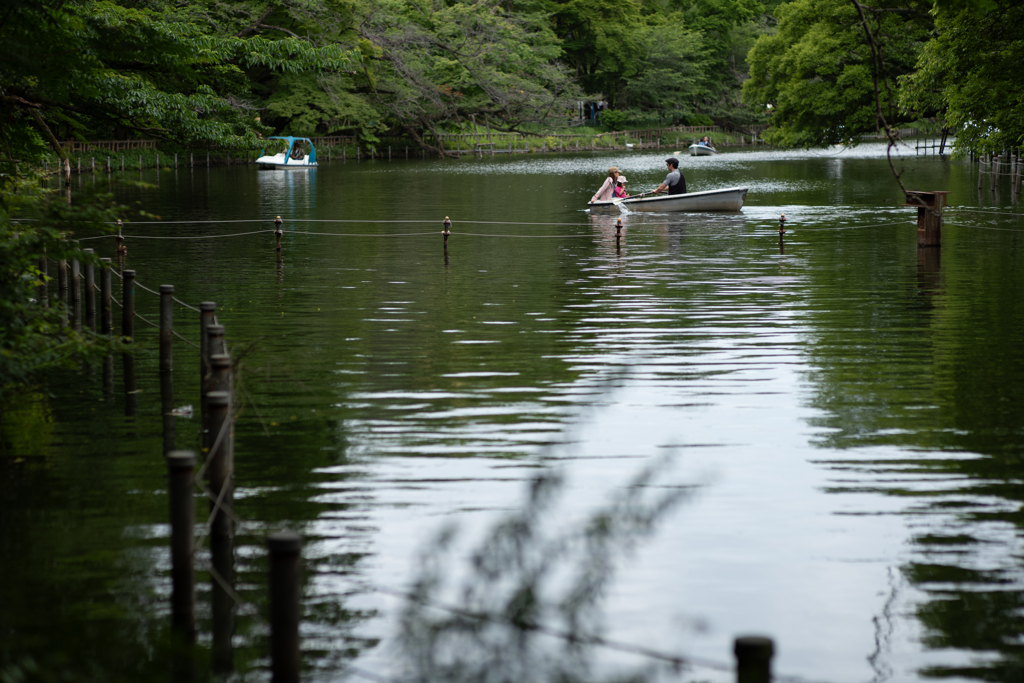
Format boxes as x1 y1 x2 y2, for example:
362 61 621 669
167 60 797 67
734 636 773 683
906 191 948 248
166 450 196 643
100 257 112 335
121 269 135 342
267 532 303 683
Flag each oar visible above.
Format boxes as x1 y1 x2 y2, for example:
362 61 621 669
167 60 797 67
613 192 650 205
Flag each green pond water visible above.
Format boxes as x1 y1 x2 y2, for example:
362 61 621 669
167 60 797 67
3 143 1024 683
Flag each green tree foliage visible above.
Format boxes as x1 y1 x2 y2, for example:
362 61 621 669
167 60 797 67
0 0 353 157
358 0 583 154
0 177 128 387
742 0 933 147
539 0 647 97
676 0 765 119
264 73 383 139
615 18 709 114
900 0 1024 154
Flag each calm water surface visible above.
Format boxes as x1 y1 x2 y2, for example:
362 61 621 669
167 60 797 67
3 143 1024 683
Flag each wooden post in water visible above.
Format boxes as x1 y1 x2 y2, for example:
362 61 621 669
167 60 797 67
37 253 48 309
267 532 302 683
275 216 283 251
99 257 112 335
906 191 947 248
121 269 135 342
734 636 773 683
167 450 196 643
205 388 233 537
204 324 227 387
160 285 175 456
71 258 80 302
83 249 96 328
58 259 68 294
206 373 236 674
199 302 217 438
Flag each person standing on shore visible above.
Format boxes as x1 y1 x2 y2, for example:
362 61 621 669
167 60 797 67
589 167 620 203
650 158 686 196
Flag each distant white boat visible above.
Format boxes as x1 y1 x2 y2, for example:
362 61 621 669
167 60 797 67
588 186 748 213
255 136 318 169
689 143 719 156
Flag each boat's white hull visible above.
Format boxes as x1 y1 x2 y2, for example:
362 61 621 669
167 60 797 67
255 153 317 170
589 186 748 213
689 144 719 156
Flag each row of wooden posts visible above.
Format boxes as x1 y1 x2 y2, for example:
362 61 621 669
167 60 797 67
42 134 761 175
44 249 302 682
45 234 784 683
976 149 1024 194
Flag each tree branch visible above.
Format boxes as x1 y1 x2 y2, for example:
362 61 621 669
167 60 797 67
850 0 908 198
28 109 68 162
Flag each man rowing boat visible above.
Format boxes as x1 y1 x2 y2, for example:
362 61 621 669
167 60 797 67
650 157 686 196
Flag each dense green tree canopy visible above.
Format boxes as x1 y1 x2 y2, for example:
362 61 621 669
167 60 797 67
900 0 1024 153
742 0 933 146
0 0 354 158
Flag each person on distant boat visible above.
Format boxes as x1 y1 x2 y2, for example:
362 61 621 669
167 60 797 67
650 158 686 196
589 167 620 203
290 144 305 160
701 136 715 149
613 175 629 199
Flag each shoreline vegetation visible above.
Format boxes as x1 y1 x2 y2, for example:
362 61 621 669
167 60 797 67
32 124 958 174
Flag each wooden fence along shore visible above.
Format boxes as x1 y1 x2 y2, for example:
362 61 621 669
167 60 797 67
38 238 305 681
41 125 997 172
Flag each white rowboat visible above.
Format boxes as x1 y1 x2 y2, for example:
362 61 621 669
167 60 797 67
588 186 748 213
689 143 719 156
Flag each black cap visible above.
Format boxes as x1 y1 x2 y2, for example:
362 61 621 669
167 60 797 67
665 157 679 167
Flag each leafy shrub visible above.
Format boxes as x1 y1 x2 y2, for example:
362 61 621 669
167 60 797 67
598 110 628 131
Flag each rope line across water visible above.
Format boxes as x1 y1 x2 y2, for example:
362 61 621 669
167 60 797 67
364 584 830 683
132 279 202 312
944 221 1024 232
